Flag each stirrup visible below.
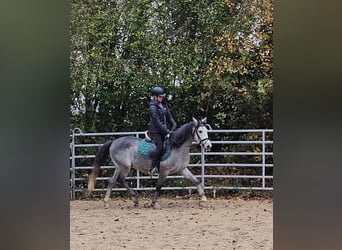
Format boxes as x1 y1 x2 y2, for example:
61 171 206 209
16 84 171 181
149 167 158 176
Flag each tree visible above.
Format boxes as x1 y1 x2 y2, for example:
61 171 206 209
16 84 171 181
203 0 273 128
70 0 273 132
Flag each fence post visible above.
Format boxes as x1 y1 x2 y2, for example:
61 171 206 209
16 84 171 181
201 145 205 187
135 132 140 189
262 130 266 189
70 132 76 199
71 128 82 199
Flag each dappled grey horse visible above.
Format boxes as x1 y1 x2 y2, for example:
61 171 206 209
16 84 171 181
88 118 212 209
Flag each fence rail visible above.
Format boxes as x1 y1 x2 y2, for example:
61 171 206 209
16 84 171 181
70 128 273 199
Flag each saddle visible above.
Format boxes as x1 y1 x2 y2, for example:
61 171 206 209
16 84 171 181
137 131 171 161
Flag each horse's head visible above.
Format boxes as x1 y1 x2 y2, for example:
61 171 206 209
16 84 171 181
192 117 212 151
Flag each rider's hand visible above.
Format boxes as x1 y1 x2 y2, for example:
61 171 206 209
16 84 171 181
166 131 173 138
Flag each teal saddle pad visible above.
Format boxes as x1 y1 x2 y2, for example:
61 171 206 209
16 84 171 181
137 139 171 161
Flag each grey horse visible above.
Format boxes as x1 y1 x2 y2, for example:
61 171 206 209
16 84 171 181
88 118 212 209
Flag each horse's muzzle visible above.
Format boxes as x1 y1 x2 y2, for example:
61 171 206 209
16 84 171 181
203 140 212 151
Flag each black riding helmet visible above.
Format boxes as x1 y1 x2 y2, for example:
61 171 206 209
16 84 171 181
151 86 165 97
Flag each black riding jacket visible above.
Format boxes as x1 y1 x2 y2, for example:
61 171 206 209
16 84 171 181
148 99 177 135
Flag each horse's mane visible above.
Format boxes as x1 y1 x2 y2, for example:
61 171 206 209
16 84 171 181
170 121 195 148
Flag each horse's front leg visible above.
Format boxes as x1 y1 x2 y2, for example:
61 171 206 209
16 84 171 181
121 178 139 206
181 168 207 201
151 174 167 209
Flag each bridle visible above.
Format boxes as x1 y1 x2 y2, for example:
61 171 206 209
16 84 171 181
193 122 211 147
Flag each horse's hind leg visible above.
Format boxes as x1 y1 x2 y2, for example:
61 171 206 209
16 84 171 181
104 168 120 203
181 168 207 201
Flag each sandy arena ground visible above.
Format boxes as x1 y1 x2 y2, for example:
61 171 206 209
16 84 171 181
70 197 273 250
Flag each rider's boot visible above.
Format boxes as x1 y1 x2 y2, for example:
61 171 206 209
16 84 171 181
149 158 159 176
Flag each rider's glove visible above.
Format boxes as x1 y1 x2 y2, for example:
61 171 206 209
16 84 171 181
166 131 173 138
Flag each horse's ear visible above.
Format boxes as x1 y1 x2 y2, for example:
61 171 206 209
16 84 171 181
201 117 207 124
192 117 198 125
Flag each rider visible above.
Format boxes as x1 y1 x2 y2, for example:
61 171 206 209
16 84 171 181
148 86 177 175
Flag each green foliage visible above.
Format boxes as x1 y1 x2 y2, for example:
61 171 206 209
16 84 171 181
70 0 273 132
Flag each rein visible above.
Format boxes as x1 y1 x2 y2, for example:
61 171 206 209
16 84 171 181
170 120 209 148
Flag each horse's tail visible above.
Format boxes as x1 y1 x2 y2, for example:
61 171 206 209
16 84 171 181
88 140 113 193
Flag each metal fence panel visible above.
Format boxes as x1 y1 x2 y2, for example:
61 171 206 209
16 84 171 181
70 128 273 199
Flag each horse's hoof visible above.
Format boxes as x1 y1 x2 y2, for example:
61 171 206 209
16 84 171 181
104 197 110 203
84 190 90 199
201 196 208 201
153 202 161 209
